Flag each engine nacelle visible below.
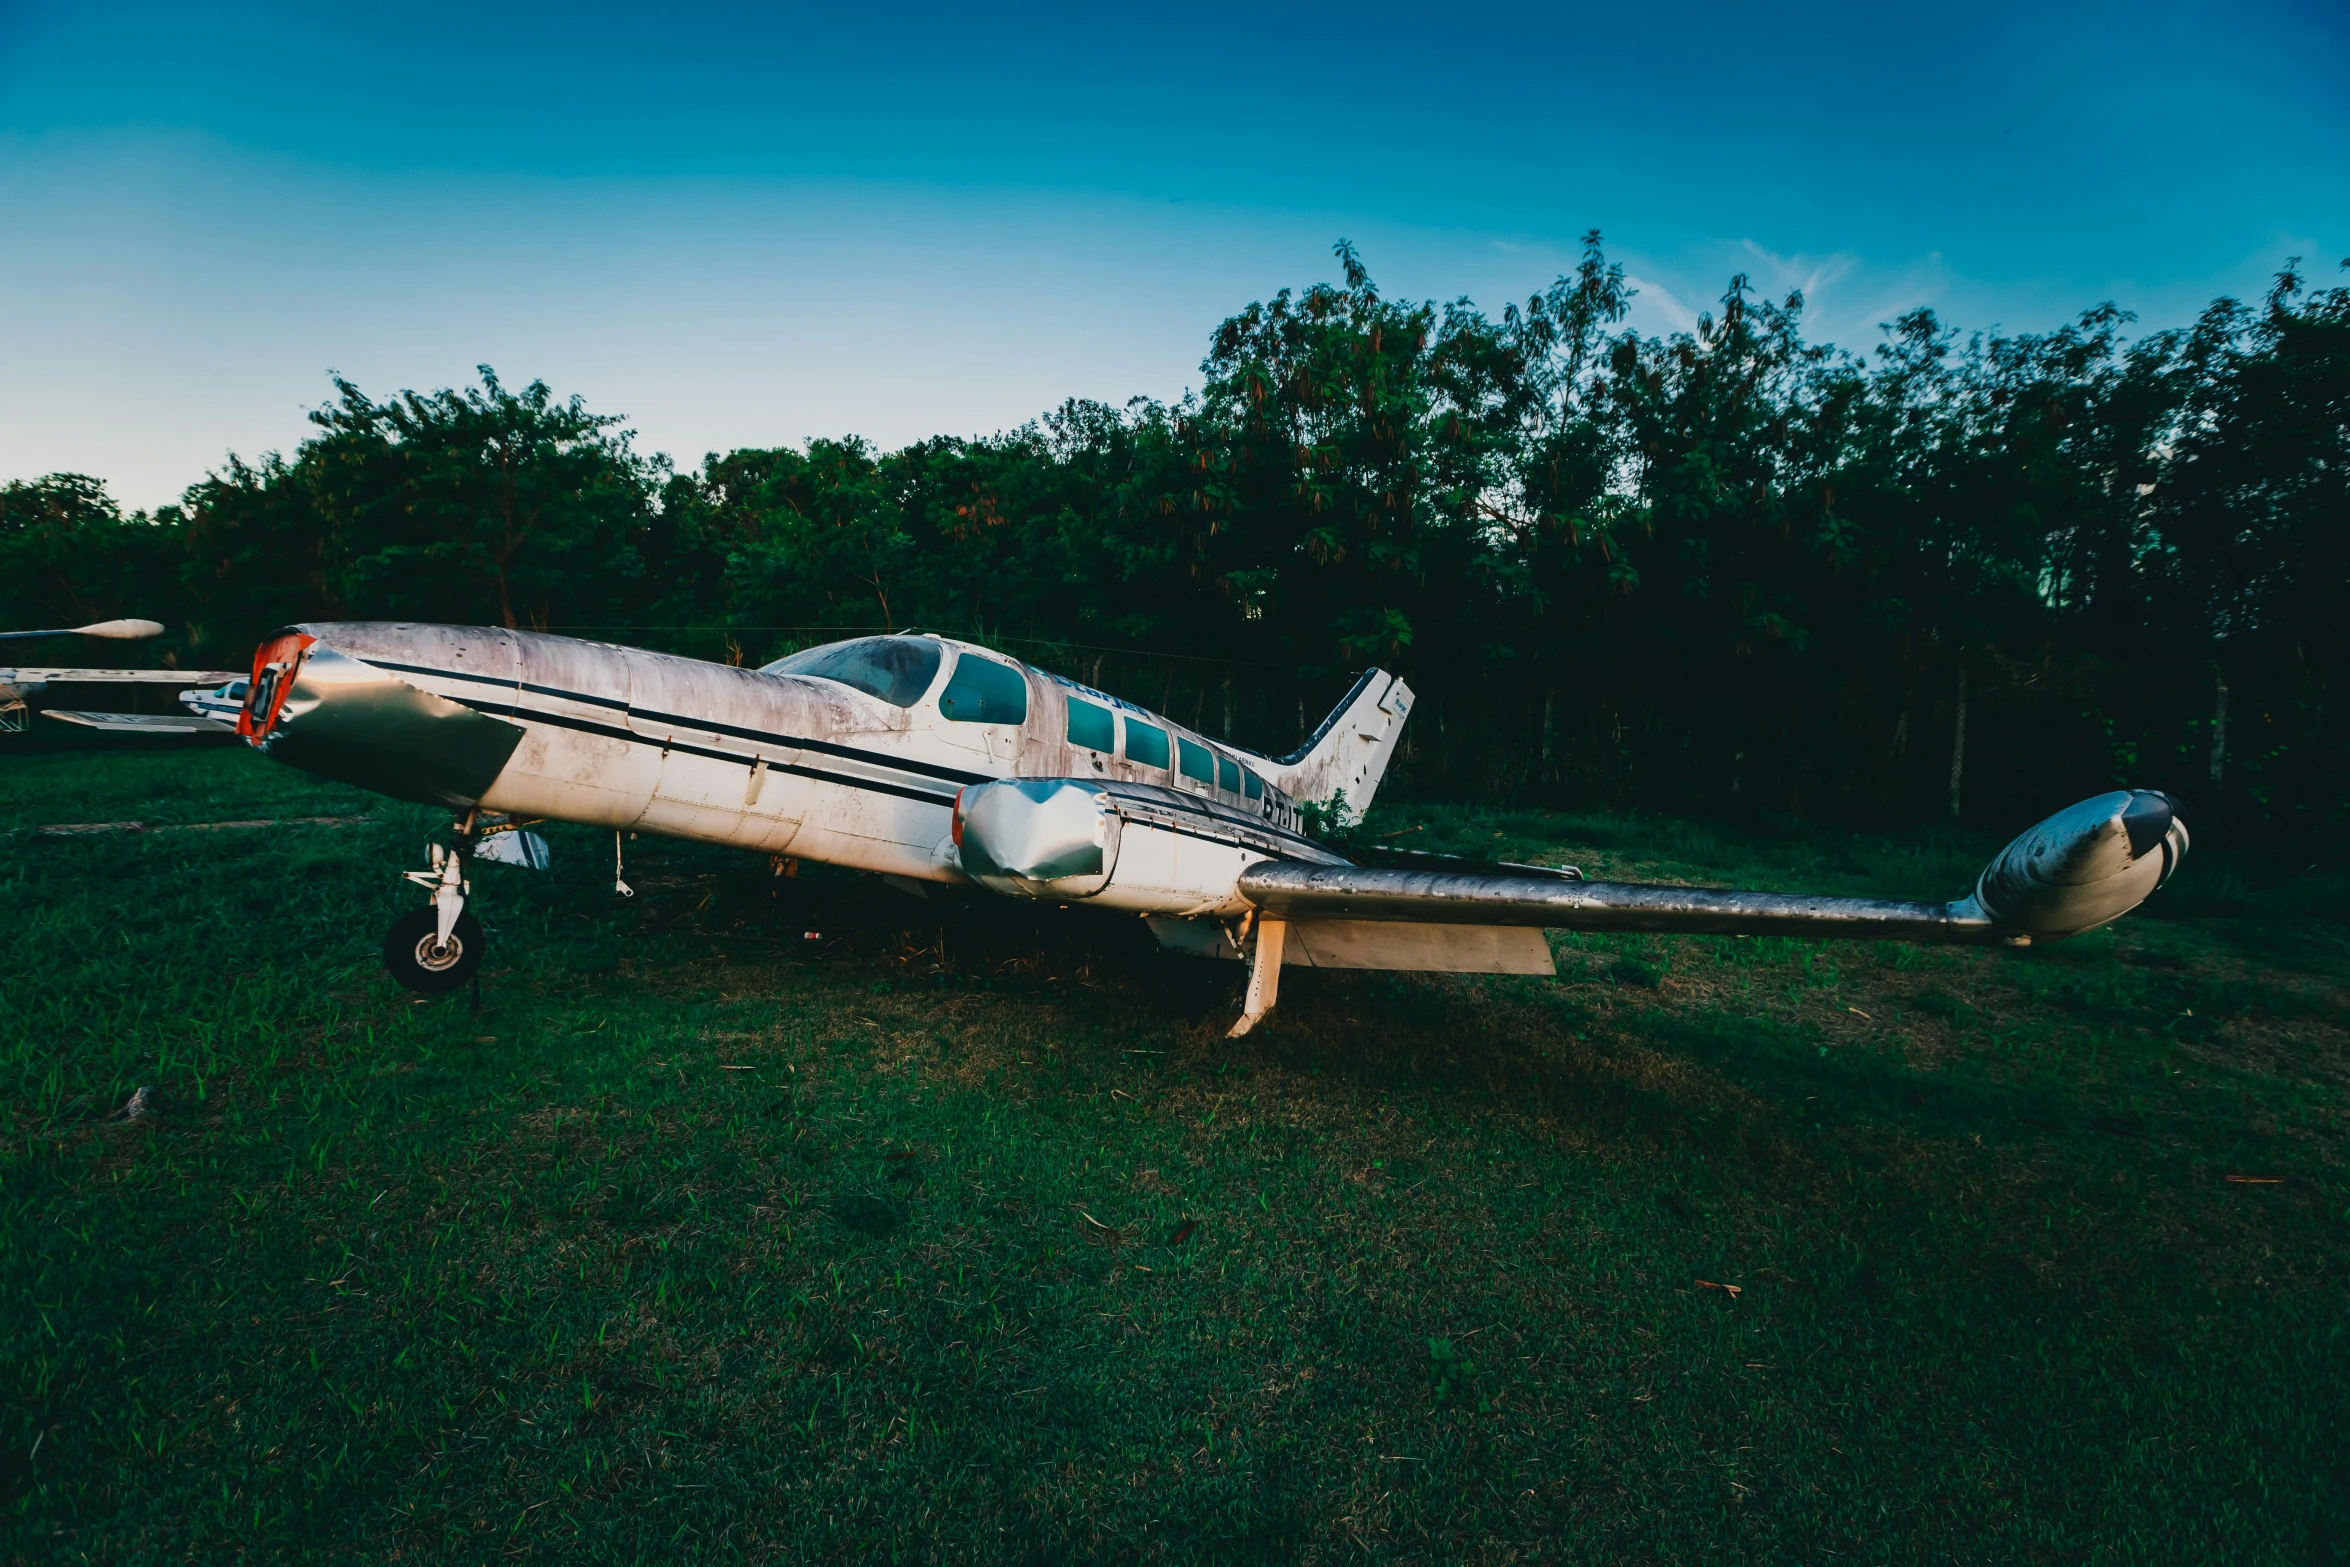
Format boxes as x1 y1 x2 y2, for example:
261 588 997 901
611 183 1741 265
953 778 1124 899
953 777 1309 918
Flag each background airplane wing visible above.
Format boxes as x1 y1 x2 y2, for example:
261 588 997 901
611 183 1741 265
42 710 237 735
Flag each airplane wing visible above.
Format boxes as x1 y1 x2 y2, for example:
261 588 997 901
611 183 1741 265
42 710 238 735
0 667 243 686
1240 790 2184 947
1212 790 2188 1034
1237 862 1981 941
5 668 248 737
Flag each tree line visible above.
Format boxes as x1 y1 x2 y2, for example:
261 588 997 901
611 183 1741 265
6 236 2345 837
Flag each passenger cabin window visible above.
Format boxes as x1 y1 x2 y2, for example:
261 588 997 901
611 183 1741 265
1243 769 1264 800
938 653 1029 724
1066 695 1116 753
1124 719 1170 769
763 636 941 708
1177 737 1214 785
1215 755 1240 792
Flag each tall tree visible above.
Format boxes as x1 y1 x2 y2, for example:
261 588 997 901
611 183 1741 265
303 368 658 632
0 475 186 655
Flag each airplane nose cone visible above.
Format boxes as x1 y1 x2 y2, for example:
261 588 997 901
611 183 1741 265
955 779 1122 899
1973 789 2189 940
241 628 524 808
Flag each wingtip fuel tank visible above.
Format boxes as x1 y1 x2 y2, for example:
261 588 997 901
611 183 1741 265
1959 788 2187 943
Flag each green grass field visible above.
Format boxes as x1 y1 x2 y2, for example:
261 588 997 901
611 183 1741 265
3 747 2345 1563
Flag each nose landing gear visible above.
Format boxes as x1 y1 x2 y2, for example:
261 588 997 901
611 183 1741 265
381 814 552 995
387 841 484 994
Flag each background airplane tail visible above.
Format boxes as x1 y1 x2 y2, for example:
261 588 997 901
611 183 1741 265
1259 670 1415 820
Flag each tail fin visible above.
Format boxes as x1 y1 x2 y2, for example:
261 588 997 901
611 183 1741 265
1259 670 1415 818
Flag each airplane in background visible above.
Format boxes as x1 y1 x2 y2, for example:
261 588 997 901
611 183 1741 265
231 622 2190 1036
5 669 245 736
0 617 242 736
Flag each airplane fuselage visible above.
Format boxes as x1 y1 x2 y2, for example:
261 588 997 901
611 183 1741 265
241 623 1387 920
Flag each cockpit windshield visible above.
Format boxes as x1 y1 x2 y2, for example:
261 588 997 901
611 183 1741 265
760 637 942 708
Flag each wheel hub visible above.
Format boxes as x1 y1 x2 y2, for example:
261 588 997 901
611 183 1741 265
412 932 465 972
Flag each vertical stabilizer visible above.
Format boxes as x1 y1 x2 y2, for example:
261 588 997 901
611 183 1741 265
1258 670 1414 818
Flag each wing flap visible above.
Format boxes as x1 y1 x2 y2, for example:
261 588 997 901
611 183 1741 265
1284 919 1554 974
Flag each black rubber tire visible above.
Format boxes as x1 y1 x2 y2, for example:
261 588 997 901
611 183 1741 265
383 907 485 994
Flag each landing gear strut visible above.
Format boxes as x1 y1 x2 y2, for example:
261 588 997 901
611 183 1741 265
1227 915 1287 1037
381 813 550 996
387 837 485 994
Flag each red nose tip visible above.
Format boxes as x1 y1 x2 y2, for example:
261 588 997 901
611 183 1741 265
237 630 315 741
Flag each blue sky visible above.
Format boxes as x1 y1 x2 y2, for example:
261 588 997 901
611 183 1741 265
2 0 2342 509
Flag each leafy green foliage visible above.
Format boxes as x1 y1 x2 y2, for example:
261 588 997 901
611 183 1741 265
0 474 189 656
10 245 2349 831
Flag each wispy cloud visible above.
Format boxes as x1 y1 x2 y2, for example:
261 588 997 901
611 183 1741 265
1620 274 1701 337
1611 239 1965 354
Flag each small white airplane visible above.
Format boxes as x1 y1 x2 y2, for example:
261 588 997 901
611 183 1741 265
233 623 2189 1034
179 676 250 724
